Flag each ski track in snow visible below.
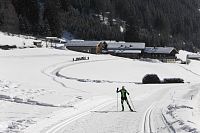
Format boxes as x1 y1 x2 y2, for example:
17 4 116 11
178 64 200 77
142 102 157 133
46 84 186 133
0 80 62 108
161 109 176 133
44 99 115 133
157 83 200 133
43 58 137 84
139 84 185 133
41 60 90 93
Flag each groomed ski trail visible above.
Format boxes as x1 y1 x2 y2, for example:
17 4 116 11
44 99 115 133
142 102 157 133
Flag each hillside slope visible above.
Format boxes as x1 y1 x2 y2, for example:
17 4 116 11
0 0 200 51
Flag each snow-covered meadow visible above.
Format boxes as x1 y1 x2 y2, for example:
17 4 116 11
0 32 200 133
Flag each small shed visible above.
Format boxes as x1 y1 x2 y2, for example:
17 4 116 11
33 40 42 47
143 47 178 62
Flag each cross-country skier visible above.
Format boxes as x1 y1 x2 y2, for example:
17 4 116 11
116 86 133 112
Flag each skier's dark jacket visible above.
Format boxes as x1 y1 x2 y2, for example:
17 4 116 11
116 86 129 100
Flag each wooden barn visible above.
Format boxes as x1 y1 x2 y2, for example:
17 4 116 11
65 40 106 54
143 47 178 62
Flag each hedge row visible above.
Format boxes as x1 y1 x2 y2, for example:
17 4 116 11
142 74 184 84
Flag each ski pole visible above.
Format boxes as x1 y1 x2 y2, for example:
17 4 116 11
117 92 118 112
128 95 135 111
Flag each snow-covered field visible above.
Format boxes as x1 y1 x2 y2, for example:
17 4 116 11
0 33 200 133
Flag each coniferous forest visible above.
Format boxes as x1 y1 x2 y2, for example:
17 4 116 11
0 0 200 51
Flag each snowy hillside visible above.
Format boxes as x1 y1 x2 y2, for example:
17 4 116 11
0 32 36 48
0 33 200 133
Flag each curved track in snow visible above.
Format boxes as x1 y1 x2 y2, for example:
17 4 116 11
42 58 137 87
142 102 157 133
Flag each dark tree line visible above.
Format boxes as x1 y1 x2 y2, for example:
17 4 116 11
0 0 19 33
0 0 200 51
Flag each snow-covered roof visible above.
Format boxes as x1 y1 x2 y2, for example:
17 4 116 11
65 41 145 50
33 40 42 43
187 54 200 59
115 50 141 54
107 42 145 50
46 37 58 39
66 41 100 47
144 47 178 54
71 39 84 41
